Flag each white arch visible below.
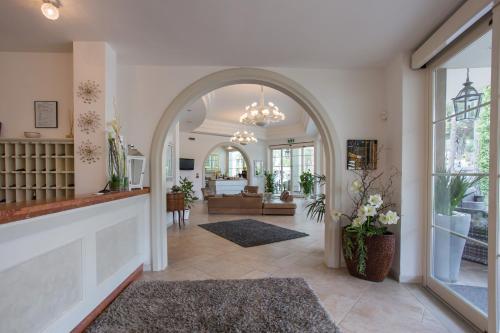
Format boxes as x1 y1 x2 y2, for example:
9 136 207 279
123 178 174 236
201 142 253 184
150 68 343 271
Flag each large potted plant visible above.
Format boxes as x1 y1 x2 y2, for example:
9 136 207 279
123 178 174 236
179 177 199 220
433 172 483 282
299 170 315 198
263 171 276 201
306 170 399 282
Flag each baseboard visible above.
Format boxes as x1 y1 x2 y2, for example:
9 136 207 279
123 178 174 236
71 264 143 333
399 275 423 283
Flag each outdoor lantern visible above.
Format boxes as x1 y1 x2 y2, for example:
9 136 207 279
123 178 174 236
127 144 146 190
452 68 483 121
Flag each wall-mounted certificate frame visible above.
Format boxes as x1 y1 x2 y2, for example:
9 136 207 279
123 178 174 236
34 101 58 128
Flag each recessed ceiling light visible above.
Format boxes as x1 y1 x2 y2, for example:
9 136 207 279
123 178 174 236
186 109 192 112
41 1 60 20
186 120 193 124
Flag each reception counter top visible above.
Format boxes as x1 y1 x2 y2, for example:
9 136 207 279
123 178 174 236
0 187 150 225
207 179 247 195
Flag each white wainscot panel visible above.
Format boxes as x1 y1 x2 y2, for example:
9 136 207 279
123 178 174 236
0 194 150 333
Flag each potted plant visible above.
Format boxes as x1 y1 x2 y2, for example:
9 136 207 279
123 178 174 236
323 168 399 282
264 170 276 201
179 177 199 220
433 171 483 282
299 170 315 198
306 174 327 221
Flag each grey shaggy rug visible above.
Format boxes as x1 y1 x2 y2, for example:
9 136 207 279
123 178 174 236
85 278 339 333
199 219 309 247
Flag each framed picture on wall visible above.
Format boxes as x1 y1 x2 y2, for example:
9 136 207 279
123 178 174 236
254 160 263 176
34 101 58 128
346 139 378 170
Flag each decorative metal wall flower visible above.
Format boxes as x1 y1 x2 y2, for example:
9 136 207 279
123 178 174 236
78 140 101 164
77 111 101 134
77 80 101 104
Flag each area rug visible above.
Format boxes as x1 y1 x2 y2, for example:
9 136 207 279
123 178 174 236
448 284 488 313
85 278 340 333
199 219 308 247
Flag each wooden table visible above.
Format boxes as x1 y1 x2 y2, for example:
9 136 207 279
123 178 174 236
166 192 185 228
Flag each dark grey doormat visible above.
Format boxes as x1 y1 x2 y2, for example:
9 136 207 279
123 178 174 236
448 284 488 313
85 278 339 333
199 219 309 247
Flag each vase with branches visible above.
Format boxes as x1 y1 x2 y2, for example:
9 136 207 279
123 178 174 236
107 118 127 191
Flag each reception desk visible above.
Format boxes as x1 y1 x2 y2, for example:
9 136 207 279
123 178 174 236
208 179 247 195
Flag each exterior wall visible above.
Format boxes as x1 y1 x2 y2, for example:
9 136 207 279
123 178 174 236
0 52 73 139
0 195 150 333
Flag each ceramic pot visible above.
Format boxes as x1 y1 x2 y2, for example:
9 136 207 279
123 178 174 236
433 212 471 283
343 229 395 282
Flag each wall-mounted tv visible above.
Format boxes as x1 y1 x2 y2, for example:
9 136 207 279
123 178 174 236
179 158 195 170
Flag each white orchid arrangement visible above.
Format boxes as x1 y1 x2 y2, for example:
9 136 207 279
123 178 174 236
334 168 400 275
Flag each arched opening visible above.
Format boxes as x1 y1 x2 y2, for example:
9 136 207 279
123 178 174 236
201 143 252 188
150 68 342 271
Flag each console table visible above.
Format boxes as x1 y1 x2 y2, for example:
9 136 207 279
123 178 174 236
166 192 185 228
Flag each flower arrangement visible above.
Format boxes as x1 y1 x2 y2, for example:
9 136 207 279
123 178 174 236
334 168 400 276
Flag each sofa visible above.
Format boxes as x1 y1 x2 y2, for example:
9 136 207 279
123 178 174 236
207 192 296 216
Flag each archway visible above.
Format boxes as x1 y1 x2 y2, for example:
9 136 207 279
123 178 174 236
201 142 253 188
150 68 342 271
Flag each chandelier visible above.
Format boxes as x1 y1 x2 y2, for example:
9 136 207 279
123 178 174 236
230 130 258 145
452 68 483 121
240 86 285 127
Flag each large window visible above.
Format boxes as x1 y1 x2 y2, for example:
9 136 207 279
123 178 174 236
228 151 245 177
272 145 314 194
429 26 491 328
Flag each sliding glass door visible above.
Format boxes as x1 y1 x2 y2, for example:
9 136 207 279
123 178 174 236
272 145 314 195
428 22 492 329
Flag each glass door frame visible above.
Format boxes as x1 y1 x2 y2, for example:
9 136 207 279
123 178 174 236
426 16 494 332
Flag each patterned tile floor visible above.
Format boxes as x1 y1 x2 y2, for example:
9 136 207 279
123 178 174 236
141 200 476 332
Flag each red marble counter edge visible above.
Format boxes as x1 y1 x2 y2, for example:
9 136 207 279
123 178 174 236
0 188 151 225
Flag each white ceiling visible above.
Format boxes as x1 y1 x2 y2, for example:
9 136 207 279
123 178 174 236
202 84 307 128
0 0 463 68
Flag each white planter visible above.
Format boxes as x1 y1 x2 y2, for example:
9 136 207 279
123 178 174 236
184 209 190 220
264 192 273 201
433 212 471 283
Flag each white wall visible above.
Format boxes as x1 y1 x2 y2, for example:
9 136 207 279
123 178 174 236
117 65 388 213
0 52 73 139
385 54 427 282
177 131 267 199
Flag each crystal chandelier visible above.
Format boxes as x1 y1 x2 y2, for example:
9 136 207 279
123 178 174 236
230 130 258 145
240 86 285 127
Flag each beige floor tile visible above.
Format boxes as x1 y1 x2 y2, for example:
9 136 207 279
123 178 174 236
141 200 475 333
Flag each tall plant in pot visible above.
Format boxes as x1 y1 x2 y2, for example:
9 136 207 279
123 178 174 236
264 171 276 201
433 171 483 282
300 170 315 198
337 169 400 282
178 177 198 219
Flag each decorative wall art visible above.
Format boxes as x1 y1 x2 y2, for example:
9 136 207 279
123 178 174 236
346 139 378 170
77 80 101 104
78 139 101 164
34 101 58 128
77 111 101 134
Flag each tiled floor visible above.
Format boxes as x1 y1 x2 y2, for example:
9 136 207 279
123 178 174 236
141 200 477 332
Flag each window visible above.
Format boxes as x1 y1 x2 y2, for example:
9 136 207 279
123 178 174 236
228 151 245 177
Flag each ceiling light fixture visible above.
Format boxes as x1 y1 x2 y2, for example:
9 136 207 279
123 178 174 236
41 1 60 20
230 130 257 145
240 86 285 127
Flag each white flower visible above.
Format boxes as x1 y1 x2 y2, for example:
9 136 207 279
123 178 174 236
379 210 400 225
352 215 367 227
358 205 377 217
350 180 363 193
331 209 342 222
368 194 383 209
